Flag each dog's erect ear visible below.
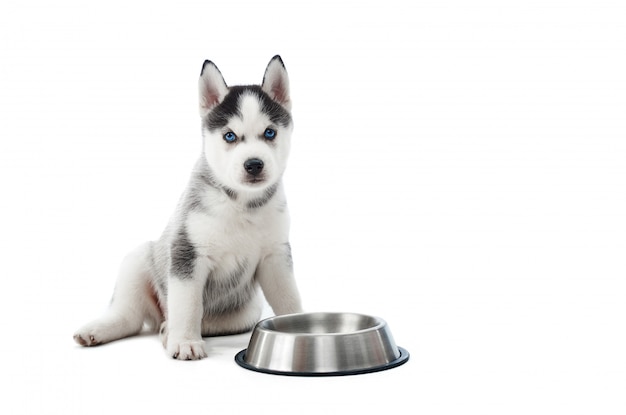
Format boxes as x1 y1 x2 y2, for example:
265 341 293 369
262 55 291 110
199 60 228 116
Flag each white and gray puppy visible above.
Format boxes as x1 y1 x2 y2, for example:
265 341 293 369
74 56 302 360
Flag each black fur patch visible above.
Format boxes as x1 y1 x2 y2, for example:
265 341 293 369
260 94 292 126
170 228 196 278
205 85 291 132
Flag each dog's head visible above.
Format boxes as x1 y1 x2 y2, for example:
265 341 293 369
198 56 293 194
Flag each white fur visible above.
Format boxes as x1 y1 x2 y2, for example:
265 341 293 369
73 243 162 346
165 277 209 359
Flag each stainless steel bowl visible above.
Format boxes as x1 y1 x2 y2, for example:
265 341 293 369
235 312 409 376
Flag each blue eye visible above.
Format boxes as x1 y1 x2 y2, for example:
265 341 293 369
264 128 276 140
223 132 237 143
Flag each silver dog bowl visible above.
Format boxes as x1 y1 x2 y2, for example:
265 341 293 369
235 312 409 376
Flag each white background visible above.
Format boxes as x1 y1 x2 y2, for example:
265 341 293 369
1 0 624 414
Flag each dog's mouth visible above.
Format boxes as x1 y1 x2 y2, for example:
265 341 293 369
244 175 267 186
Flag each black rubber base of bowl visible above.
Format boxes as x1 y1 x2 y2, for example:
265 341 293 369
234 346 409 377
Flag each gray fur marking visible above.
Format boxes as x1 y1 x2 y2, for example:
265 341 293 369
283 242 293 269
194 157 239 201
170 228 196 278
247 183 278 209
203 259 255 315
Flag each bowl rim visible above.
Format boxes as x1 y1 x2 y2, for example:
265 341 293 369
234 346 410 377
253 311 388 337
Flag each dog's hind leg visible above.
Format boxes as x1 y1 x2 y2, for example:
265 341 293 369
74 242 163 347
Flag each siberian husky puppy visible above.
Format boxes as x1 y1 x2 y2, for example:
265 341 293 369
74 56 302 360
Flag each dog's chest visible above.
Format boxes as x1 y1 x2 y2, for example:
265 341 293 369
185 207 272 275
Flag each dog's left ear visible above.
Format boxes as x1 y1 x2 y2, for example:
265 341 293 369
262 55 291 111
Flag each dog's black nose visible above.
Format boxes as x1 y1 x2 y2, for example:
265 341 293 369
244 158 264 176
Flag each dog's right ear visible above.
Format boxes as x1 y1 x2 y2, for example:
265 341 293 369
198 60 228 116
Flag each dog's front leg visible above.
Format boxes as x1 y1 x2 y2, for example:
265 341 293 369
256 243 303 315
165 266 209 360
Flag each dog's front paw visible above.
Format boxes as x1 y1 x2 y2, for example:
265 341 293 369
167 338 207 360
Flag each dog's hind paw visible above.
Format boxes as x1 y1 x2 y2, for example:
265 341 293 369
167 339 207 361
73 318 125 347
73 331 101 347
